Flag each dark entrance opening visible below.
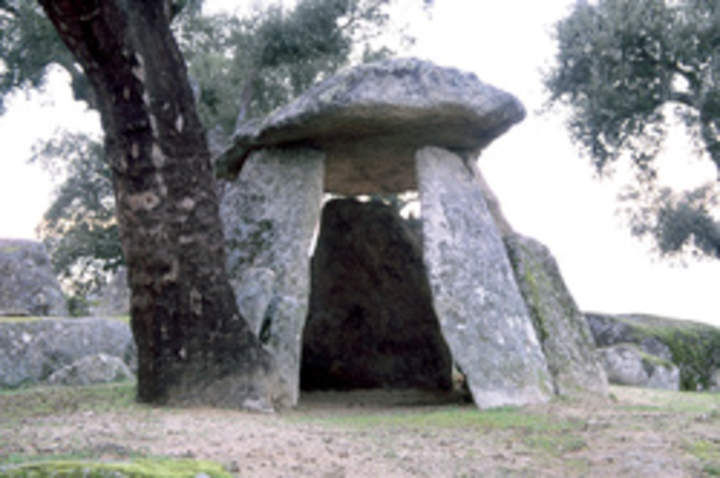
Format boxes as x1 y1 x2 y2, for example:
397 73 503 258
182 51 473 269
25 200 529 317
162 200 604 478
300 198 455 396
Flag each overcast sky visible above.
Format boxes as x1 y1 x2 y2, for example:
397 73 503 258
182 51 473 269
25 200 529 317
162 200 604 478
0 1 718 326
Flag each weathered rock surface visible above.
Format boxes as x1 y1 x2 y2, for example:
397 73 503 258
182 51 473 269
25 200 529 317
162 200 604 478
597 344 680 390
219 147 324 407
505 233 608 396
0 317 136 388
0 239 67 316
302 198 453 391
417 146 553 408
586 313 672 361
47 353 135 386
586 313 720 391
88 267 130 317
217 58 525 194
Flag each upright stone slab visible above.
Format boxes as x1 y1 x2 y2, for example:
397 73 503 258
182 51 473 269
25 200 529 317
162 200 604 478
505 234 608 396
219 147 324 407
416 146 552 408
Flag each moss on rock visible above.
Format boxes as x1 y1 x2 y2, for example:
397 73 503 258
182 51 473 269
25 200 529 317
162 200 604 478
0 458 232 478
504 234 608 397
587 313 720 391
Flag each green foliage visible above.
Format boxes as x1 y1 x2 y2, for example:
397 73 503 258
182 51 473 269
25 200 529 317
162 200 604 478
0 2 93 111
182 0 407 137
30 132 121 300
545 0 720 259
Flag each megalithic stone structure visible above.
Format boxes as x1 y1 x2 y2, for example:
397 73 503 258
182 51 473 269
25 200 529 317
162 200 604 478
219 148 324 408
416 146 552 406
216 58 603 409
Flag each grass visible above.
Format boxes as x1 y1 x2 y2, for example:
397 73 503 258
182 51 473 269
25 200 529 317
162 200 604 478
684 439 720 476
611 386 720 414
0 316 44 323
0 381 138 426
0 458 233 478
290 404 584 432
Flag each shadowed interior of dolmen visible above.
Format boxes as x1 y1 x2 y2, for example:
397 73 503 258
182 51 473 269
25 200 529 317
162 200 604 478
298 195 466 404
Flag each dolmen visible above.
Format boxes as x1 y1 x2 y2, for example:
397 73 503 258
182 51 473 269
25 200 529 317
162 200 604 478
216 58 607 409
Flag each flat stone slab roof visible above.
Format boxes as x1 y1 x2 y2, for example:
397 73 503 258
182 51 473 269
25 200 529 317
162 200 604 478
216 58 525 194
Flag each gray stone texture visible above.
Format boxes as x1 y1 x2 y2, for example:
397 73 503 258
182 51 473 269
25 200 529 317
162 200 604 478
0 317 136 388
88 267 130 317
504 233 608 396
586 313 673 362
216 58 525 195
416 146 553 408
597 344 680 390
586 312 720 391
302 198 453 391
47 353 135 386
0 239 67 316
219 147 324 407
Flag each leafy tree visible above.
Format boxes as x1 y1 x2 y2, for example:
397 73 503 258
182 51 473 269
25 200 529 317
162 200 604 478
37 0 278 406
14 0 424 299
544 0 720 259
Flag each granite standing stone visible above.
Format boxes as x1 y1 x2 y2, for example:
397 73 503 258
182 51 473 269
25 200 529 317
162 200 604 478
504 234 608 396
219 147 324 407
416 146 553 408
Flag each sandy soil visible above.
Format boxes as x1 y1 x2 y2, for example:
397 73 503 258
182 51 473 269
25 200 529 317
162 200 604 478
2 386 720 477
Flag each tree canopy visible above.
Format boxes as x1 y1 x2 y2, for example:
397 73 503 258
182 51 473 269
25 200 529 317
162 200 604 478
544 0 720 260
2 0 426 307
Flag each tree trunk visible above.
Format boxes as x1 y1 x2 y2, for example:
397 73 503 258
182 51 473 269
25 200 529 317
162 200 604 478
39 0 282 409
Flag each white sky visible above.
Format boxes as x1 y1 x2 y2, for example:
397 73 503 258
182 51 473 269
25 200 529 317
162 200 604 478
0 1 718 326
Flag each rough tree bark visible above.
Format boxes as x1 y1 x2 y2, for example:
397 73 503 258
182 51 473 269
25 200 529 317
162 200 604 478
38 0 282 409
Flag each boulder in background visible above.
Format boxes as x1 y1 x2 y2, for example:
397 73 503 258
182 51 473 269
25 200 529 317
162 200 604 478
0 317 136 388
597 343 680 390
586 313 720 391
47 353 135 386
0 239 67 317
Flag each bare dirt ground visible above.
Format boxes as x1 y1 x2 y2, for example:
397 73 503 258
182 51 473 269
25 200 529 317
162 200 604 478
2 384 720 477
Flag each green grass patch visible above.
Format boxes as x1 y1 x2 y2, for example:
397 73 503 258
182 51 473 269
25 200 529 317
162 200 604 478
0 382 137 425
0 458 232 478
0 316 44 323
686 440 720 462
523 433 587 455
291 404 583 433
684 439 720 475
611 386 720 414
703 463 720 476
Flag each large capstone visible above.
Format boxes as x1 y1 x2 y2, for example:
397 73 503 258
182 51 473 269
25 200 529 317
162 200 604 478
504 234 608 396
302 198 452 391
219 147 324 407
217 58 525 195
0 239 67 317
416 146 553 408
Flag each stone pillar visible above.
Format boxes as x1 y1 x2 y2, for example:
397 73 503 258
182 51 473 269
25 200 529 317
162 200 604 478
416 146 553 408
219 147 325 407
